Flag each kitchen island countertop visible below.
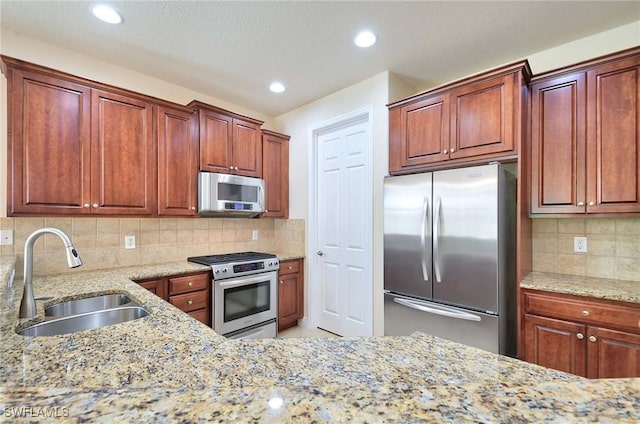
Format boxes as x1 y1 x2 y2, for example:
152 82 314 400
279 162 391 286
1 261 638 422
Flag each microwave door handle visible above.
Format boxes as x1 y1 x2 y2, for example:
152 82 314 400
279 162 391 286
393 297 481 322
259 185 265 210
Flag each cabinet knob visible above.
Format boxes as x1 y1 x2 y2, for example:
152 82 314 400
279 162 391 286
450 148 455 153
92 203 99 208
288 266 292 270
188 300 193 305
234 166 239 171
577 201 584 206
582 310 590 317
83 203 90 208
577 333 584 340
279 280 283 284
589 201 595 206
589 335 597 343
264 209 269 213
229 166 234 170
191 206 196 211
188 281 193 287
443 149 448 154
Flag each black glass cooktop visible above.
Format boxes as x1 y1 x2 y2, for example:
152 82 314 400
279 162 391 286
187 252 276 265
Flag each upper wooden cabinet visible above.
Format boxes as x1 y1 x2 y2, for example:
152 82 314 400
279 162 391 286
389 61 530 174
188 101 263 177
3 57 156 216
262 130 290 218
531 48 640 215
157 105 198 216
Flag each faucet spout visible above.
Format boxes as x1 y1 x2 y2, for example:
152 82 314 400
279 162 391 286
19 228 82 319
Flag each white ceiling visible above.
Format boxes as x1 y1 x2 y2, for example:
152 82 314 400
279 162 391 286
1 1 639 116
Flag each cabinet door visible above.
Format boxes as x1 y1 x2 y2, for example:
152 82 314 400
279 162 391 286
198 109 233 173
278 271 301 331
232 118 262 177
158 106 198 216
262 131 289 218
138 278 168 300
530 73 586 214
523 314 587 376
587 326 640 379
91 89 155 215
586 55 640 213
8 69 91 215
396 94 450 169
450 73 515 160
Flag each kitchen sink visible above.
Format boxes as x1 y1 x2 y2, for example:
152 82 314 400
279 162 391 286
45 293 132 316
17 306 150 337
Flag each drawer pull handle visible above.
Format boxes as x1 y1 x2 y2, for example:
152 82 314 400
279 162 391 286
589 335 597 343
582 310 590 317
576 333 584 340
188 281 193 287
188 300 193 305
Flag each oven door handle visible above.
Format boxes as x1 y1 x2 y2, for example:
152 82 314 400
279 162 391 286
218 273 274 288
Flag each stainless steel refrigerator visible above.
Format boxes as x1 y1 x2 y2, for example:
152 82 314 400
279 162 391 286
383 163 517 356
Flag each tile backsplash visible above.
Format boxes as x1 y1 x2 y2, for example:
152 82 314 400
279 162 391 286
532 218 640 281
0 217 305 276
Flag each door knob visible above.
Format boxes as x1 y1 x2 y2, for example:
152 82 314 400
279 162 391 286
317 250 324 256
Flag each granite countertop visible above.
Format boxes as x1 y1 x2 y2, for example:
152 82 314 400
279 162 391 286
521 271 640 304
1 260 638 422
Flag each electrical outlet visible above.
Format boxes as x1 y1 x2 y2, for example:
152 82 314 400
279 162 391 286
573 236 587 253
0 230 13 246
252 230 259 240
124 235 136 250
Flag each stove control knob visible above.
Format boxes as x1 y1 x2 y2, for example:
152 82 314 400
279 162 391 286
215 269 220 274
223 268 228 273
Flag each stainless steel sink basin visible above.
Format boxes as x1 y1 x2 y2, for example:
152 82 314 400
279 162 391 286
45 293 132 316
17 306 149 337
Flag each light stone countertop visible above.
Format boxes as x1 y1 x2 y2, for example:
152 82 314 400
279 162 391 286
521 271 640 304
0 260 638 422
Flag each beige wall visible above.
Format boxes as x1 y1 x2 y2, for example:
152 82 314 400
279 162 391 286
0 216 305 277
275 71 410 336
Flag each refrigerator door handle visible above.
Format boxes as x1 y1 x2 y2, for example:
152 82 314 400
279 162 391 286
433 196 442 283
393 297 481 322
420 196 429 282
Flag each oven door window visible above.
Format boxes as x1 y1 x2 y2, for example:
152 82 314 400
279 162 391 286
224 280 270 322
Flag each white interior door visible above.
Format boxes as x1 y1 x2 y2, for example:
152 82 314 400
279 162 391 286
315 115 372 337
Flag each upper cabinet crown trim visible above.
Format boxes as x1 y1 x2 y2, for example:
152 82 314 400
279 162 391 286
187 100 264 126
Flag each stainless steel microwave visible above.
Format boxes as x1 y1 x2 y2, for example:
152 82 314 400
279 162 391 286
198 172 265 217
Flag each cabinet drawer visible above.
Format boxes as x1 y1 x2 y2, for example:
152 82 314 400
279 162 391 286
169 273 209 295
524 291 640 334
279 260 300 275
188 309 210 326
169 291 208 312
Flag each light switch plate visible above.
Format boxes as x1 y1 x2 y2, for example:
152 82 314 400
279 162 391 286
124 235 136 250
573 236 587 253
252 230 259 240
0 230 13 246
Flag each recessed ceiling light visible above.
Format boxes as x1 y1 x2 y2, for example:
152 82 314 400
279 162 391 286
92 4 123 24
354 30 376 48
269 82 286 93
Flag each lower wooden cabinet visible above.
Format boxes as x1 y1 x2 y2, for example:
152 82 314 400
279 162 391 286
136 271 211 326
278 259 304 332
522 289 640 378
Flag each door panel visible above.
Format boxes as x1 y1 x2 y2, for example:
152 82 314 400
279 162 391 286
233 119 262 177
530 73 586 213
432 165 499 312
199 110 232 173
91 90 154 214
399 94 450 167
10 70 91 214
383 173 433 300
317 119 372 336
523 314 587 377
587 326 640 379
587 55 640 212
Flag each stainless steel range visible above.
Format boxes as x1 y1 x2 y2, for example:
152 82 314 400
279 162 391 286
188 252 279 339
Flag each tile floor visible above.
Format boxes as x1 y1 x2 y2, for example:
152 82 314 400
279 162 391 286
277 326 340 339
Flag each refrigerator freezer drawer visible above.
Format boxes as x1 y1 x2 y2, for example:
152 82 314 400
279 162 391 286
384 292 501 354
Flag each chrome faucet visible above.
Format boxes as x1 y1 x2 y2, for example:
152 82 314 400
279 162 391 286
19 228 83 319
